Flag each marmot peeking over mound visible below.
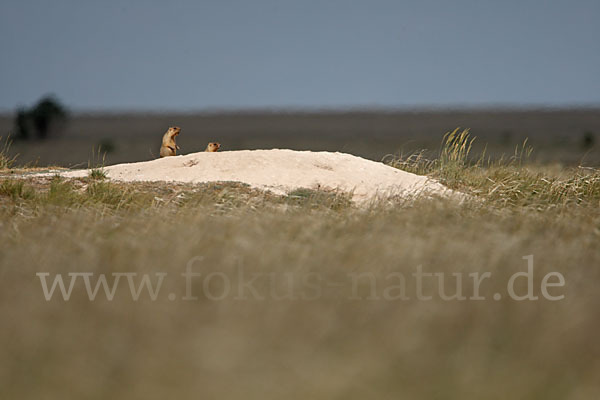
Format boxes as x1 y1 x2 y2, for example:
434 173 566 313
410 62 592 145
205 142 221 152
159 126 181 157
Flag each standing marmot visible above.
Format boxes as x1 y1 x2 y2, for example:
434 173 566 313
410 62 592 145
159 127 181 157
205 142 221 152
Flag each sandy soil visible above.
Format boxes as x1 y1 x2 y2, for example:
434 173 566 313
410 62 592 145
59 149 454 202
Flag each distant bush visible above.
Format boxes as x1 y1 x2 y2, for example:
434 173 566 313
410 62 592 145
582 131 595 150
15 96 68 140
97 138 117 154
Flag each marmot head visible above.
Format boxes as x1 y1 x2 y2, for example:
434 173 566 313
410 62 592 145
206 142 221 152
167 126 181 137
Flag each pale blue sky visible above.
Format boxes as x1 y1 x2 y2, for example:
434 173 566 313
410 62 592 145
1 0 599 111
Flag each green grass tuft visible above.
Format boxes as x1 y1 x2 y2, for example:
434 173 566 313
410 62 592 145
0 179 35 200
86 181 134 208
88 168 107 180
87 145 107 179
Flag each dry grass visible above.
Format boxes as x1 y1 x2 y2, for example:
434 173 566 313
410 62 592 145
0 135 17 170
1 137 599 399
388 128 600 209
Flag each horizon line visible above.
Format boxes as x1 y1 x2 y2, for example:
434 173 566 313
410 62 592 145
1 102 600 116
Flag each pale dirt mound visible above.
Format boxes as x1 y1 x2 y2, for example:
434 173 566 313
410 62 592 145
61 149 456 202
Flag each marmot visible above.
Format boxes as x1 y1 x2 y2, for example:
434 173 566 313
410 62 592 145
205 142 221 152
159 126 181 157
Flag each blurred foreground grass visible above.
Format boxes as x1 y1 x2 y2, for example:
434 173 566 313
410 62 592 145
1 133 599 399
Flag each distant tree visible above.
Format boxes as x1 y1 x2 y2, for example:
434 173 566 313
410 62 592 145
15 108 32 140
14 96 68 140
